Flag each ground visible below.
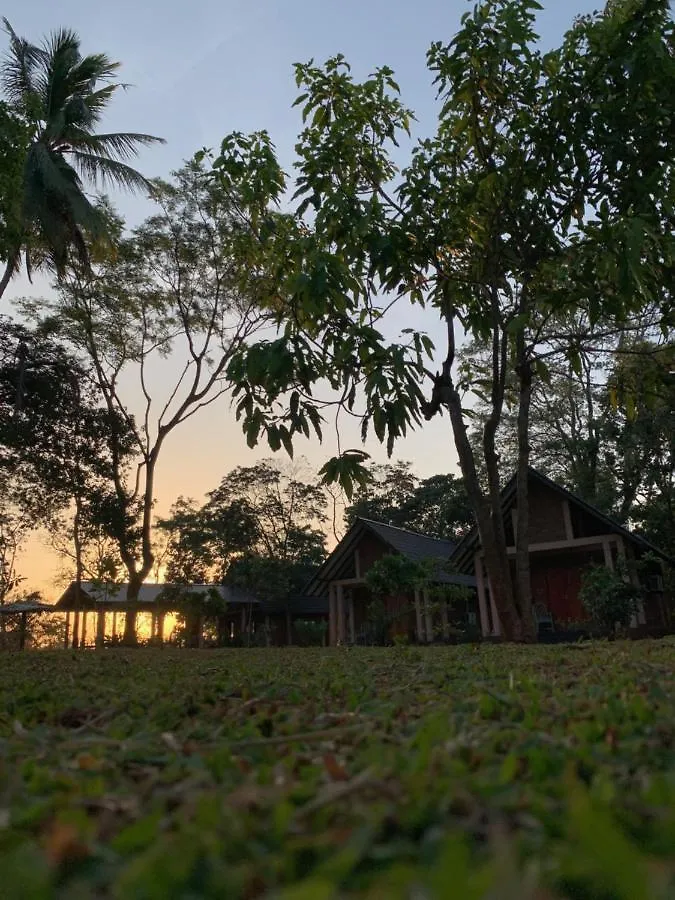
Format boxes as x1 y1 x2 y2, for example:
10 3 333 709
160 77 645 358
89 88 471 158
1 643 675 899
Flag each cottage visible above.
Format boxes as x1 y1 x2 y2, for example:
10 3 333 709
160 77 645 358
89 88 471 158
450 468 672 637
55 581 257 647
305 518 476 645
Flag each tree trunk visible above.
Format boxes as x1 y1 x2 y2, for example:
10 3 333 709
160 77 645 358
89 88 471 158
446 383 523 641
0 253 18 301
122 577 142 645
515 355 536 642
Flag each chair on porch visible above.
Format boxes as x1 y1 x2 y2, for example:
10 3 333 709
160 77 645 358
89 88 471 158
532 601 554 635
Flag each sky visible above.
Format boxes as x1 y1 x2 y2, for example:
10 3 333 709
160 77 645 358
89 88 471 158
2 0 602 598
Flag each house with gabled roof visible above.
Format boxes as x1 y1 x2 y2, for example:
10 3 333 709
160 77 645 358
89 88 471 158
305 517 476 645
450 468 672 637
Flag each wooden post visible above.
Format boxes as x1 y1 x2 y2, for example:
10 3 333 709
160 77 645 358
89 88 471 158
265 614 271 647
63 612 70 649
328 584 337 646
348 592 356 643
96 609 106 649
111 611 117 642
603 539 614 570
616 538 645 626
286 608 292 645
157 612 165 646
414 589 424 643
198 615 205 649
81 611 88 648
19 611 27 650
488 580 501 637
475 554 490 637
72 610 80 649
423 590 434 643
336 583 346 644
440 598 450 641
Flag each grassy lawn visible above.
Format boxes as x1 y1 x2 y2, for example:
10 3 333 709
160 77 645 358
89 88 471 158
1 642 675 898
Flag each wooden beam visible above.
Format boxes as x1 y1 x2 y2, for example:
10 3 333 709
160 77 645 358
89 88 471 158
336 584 346 644
488 579 501 637
603 539 614 570
474 554 490 637
414 589 424 643
562 500 574 540
111 611 117 642
348 592 356 644
157 612 165 647
495 534 631 556
328 584 337 646
440 597 450 641
63 612 70 649
19 611 27 650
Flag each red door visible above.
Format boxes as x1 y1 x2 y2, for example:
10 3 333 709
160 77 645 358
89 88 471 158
531 566 584 624
545 567 584 623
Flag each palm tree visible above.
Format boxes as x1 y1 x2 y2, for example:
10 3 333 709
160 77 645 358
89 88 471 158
0 20 164 298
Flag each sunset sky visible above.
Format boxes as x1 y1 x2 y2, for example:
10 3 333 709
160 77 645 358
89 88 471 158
2 0 601 599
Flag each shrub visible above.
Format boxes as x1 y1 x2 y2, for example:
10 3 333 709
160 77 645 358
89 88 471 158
293 619 327 647
579 565 641 636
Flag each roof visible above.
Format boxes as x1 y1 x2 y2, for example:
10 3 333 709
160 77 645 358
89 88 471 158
305 517 475 596
360 518 456 562
450 467 673 571
0 600 54 615
54 582 257 610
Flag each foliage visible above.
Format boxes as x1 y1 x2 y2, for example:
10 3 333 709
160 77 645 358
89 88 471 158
23 158 277 641
346 461 473 539
160 458 328 603
0 317 135 583
465 336 674 536
579 564 641 635
293 618 327 647
0 19 163 295
0 100 29 262
3 643 675 895
364 553 430 598
214 0 675 641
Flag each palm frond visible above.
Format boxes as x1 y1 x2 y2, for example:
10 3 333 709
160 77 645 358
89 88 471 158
80 83 118 124
42 28 82 122
69 52 120 87
1 18 45 110
23 142 104 237
69 151 154 193
67 130 165 160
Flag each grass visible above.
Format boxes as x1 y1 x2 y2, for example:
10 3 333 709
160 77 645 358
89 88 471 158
2 641 675 898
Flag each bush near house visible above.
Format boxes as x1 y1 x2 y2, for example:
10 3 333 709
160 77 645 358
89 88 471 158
2 643 675 897
579 564 642 636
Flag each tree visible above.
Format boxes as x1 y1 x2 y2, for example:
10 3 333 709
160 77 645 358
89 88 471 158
0 19 163 298
0 318 136 644
465 335 674 539
214 0 674 641
346 461 473 539
160 458 327 602
26 160 277 643
0 101 29 265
